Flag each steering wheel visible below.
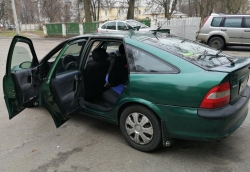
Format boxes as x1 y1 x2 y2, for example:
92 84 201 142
62 55 77 70
65 61 78 71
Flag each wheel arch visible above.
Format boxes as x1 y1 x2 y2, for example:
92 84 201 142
116 99 165 126
207 35 226 45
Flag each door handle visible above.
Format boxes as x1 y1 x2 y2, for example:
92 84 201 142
244 30 250 32
221 29 227 31
74 74 82 94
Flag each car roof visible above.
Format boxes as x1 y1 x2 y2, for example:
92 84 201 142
210 13 250 17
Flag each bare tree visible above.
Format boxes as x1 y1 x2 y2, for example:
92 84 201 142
193 0 217 22
40 0 63 22
146 0 179 20
83 0 92 22
226 0 248 14
0 0 12 26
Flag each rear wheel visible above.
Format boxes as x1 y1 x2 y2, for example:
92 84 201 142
120 105 161 152
208 37 225 50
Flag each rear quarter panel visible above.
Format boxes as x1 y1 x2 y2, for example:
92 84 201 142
125 38 228 107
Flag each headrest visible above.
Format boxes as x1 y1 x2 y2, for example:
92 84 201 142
92 48 107 61
119 44 125 55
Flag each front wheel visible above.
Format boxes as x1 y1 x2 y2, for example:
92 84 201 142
208 37 225 50
120 105 162 152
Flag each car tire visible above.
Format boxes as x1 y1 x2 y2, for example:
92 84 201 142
208 37 225 50
120 105 162 152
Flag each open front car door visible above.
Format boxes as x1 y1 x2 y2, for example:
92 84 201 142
40 39 86 127
3 36 39 119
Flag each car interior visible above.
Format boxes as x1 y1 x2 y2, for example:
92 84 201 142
83 40 129 111
40 40 129 111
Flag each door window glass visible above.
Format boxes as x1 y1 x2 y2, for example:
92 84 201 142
224 18 242 28
245 18 250 28
211 17 223 27
118 22 128 30
56 41 86 74
106 22 116 30
126 45 177 73
11 42 32 70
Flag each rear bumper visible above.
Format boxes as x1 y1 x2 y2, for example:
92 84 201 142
198 86 250 119
155 87 250 140
196 32 209 43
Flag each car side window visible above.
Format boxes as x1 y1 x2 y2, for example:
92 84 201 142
245 18 250 28
106 22 116 30
126 45 178 73
223 18 242 28
211 17 223 27
118 22 127 30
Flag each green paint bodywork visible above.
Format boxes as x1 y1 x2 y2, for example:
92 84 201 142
4 33 250 141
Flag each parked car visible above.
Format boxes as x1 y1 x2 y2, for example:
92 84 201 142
196 13 250 49
3 32 250 152
97 20 152 33
8 24 16 30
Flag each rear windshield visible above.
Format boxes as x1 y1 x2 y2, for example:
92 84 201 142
142 34 234 69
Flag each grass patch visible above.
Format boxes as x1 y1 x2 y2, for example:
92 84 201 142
0 30 24 37
23 30 44 37
0 30 44 37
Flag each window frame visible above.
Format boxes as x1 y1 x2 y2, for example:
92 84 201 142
126 44 180 74
243 17 250 28
117 21 128 30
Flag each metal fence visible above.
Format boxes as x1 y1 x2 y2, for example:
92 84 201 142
157 17 201 40
46 23 62 36
138 19 151 27
66 23 79 36
83 22 99 34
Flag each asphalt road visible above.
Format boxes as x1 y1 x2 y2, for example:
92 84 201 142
0 38 250 172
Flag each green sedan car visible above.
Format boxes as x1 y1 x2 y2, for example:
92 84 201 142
3 33 250 152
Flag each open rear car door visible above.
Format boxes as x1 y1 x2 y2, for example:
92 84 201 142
3 36 39 119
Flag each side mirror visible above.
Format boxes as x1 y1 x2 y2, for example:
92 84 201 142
19 61 32 69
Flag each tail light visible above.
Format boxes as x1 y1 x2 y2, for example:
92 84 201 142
96 29 98 33
200 82 230 109
200 16 210 28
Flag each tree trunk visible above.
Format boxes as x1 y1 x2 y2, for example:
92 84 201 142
84 0 92 22
127 0 135 19
164 0 178 20
97 0 100 21
188 0 192 17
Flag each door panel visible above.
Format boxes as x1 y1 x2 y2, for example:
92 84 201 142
3 36 39 119
51 70 82 117
222 17 243 44
11 68 38 106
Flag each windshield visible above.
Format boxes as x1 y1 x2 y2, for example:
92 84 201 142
126 21 149 28
142 34 234 69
